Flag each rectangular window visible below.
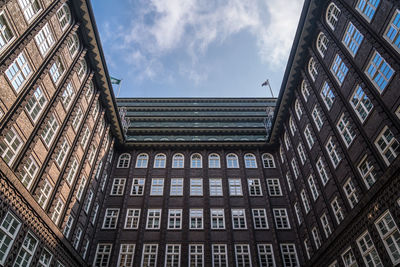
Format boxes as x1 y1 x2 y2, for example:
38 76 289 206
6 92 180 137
141 244 158 267
341 247 358 267
291 159 300 179
316 157 329 185
102 208 119 229
331 54 349 85
337 114 356 147
65 157 78 186
286 173 293 192
18 0 42 22
170 178 183 196
343 178 359 208
41 114 59 147
248 178 262 196
111 178 126 196
91 203 99 225
18 155 38 189
312 227 322 249
321 213 332 238
304 125 315 149
273 209 290 229
49 56 65 84
165 244 180 267
384 10 400 53
37 178 53 209
61 82 75 109
35 23 54 56
257 244 275 267
350 85 373 122
63 215 73 238
0 127 23 166
150 178 164 196
14 232 38 267
80 126 90 149
76 176 87 201
356 231 383 267
189 244 204 266
375 210 400 265
232 209 247 229
26 86 47 122
358 157 377 189
235 244 252 267
304 239 312 260
0 212 21 265
168 209 182 230
280 244 299 267
190 178 203 196
72 227 82 249
342 22 364 56
321 81 335 109
212 244 228 267
297 143 306 165
118 244 135 267
331 197 345 224
190 209 204 230
252 209 268 229
326 137 342 168
83 189 93 214
94 244 112 267
266 178 282 196
308 175 319 201
131 178 145 195
375 126 400 166
55 138 70 167
365 51 394 92
146 209 161 229
88 145 96 165
294 202 302 225
6 51 32 92
209 178 223 196
312 105 324 131
38 248 53 267
51 197 64 224
82 241 90 258
124 209 140 229
301 190 311 214
229 179 243 196
0 13 14 51
211 209 225 230
72 107 83 131
356 0 380 22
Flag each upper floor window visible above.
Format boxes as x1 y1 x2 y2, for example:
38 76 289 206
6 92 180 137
301 80 310 101
384 10 400 54
18 155 38 189
331 197 345 224
356 0 380 22
321 81 335 110
317 32 329 57
304 124 315 149
326 3 341 30
55 138 69 167
244 153 257 168
61 82 75 110
18 0 42 23
308 58 318 81
77 59 87 81
343 178 359 208
154 153 166 168
135 153 148 168
337 113 356 147
331 54 348 85
289 116 296 136
226 153 239 168
56 4 71 31
49 56 65 84
312 105 324 131
208 153 220 168
35 23 55 56
356 231 383 267
191 153 202 168
358 157 377 189
365 51 394 92
0 127 23 166
5 52 32 92
326 137 342 168
0 212 21 265
67 33 80 58
341 247 357 267
374 210 400 265
172 153 184 168
280 244 299 266
375 126 400 166
342 22 364 57
117 153 131 168
26 86 47 122
350 85 373 123
41 114 59 147
262 153 275 168
0 13 15 52
295 99 302 120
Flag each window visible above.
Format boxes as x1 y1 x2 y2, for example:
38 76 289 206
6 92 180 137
38 248 53 267
88 145 96 165
294 202 302 225
341 247 358 267
303 125 315 149
301 80 310 101
257 244 275 267
125 209 140 229
209 178 223 196
135 153 148 168
266 178 282 196
190 178 203 196
211 209 225 229
321 213 332 237
358 157 377 189
91 204 99 225
384 10 400 53
308 58 318 81
280 244 299 267
76 176 86 201
375 126 400 165
94 244 112 267
0 13 14 52
300 190 311 214
67 33 79 58
252 209 268 229
312 105 324 131
80 126 90 149
326 3 341 30
83 189 93 214
111 178 126 196
331 197 345 224
190 209 203 229
209 153 220 168
172 153 184 168
191 153 202 168
351 86 374 123
312 227 322 249
18 0 42 22
295 100 302 120
226 153 239 168
100 174 108 192
331 54 349 85
297 143 306 165
72 227 82 249
141 244 158 267
248 178 262 196
25 87 47 122
154 153 166 168
189 244 203 266
321 81 335 109
356 0 380 22
150 178 164 196
289 116 296 136
35 23 54 56
343 178 359 208
146 209 161 229
316 157 329 185
343 22 364 56
51 197 64 224
63 215 73 238
375 211 400 265
338 114 357 147
18 155 38 189
262 153 275 168
274 209 290 229
280 146 285 163
212 244 228 267
165 244 180 267
102 208 119 229
326 137 342 168
49 56 65 83
365 51 394 92
308 175 319 201
317 32 329 57
56 3 71 30
0 127 23 166
129 178 144 196
77 59 87 81
118 244 135 267
228 179 242 196
168 209 182 230
291 159 300 179
41 114 59 147
244 153 257 168
37 178 52 209
86 81 94 101
0 212 21 265
232 209 247 229
5 52 32 92
61 82 75 109
284 132 291 150
13 232 38 267
170 178 183 196
304 239 312 260
356 231 383 267
286 173 293 192
235 245 252 267
71 107 83 131
117 153 131 168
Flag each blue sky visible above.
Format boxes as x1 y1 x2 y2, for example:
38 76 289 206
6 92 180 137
91 0 304 98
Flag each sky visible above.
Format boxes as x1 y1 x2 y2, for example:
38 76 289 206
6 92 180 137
91 0 305 98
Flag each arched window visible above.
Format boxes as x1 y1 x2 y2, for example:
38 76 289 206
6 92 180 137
154 153 166 168
135 153 148 168
117 153 131 168
289 116 297 136
301 80 310 102
326 3 341 30
172 153 184 168
191 153 202 168
244 153 257 168
308 58 318 81
280 146 285 163
208 153 220 168
56 3 71 31
77 59 87 81
295 99 303 120
316 32 329 57
67 33 79 58
262 153 275 168
226 153 239 168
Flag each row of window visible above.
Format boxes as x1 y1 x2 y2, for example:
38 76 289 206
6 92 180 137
101 207 291 230
110 177 283 197
117 152 276 169
94 243 299 267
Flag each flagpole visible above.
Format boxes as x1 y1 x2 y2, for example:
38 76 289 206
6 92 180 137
116 80 122 97
267 80 274 98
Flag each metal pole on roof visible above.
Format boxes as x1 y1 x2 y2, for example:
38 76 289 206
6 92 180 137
261 79 274 98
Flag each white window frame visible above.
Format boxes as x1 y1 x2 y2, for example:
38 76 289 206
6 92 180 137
146 209 161 229
167 209 182 230
135 153 148 168
124 209 140 229
273 208 291 229
211 209 225 230
375 210 400 265
209 178 223 196
232 209 247 229
374 126 400 166
141 244 158 267
252 209 268 229
102 208 119 229
190 178 203 196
